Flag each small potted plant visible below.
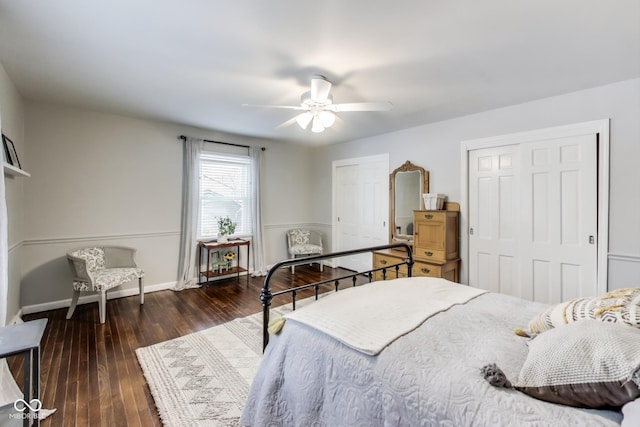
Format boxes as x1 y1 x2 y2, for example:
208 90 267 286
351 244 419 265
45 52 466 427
216 216 236 243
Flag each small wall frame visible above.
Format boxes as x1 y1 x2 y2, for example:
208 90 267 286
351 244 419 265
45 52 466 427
2 133 21 169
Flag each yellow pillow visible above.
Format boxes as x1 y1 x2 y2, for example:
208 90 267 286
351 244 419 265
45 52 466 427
515 287 640 337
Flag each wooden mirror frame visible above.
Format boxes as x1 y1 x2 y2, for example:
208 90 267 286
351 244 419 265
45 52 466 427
389 161 429 245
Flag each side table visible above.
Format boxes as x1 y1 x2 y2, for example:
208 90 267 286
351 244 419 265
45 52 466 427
0 318 48 427
198 239 250 286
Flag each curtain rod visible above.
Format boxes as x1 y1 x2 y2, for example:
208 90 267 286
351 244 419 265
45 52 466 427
178 135 265 151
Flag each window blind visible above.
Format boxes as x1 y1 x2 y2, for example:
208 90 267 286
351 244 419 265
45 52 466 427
198 152 251 238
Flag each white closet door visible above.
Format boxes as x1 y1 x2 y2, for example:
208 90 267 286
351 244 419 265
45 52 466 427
335 164 360 251
468 145 520 295
358 161 388 248
334 155 388 272
468 135 598 303
519 135 598 303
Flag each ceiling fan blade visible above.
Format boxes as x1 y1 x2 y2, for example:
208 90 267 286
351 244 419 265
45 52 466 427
331 114 345 131
310 76 332 102
242 103 307 111
328 101 393 112
276 116 300 129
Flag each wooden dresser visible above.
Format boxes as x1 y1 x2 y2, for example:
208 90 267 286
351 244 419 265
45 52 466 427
373 209 460 282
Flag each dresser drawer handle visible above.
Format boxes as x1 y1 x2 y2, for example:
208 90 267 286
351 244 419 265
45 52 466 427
424 214 434 219
379 259 388 265
424 251 433 257
420 268 430 274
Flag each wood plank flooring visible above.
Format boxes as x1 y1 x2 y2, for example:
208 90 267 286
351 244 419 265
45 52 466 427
9 265 362 427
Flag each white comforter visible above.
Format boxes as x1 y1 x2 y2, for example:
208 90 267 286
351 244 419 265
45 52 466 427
241 288 622 427
285 277 487 355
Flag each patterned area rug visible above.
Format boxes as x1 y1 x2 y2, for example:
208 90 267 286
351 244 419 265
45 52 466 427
136 301 303 426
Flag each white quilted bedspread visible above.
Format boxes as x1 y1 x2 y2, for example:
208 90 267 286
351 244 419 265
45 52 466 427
241 288 623 427
284 277 487 355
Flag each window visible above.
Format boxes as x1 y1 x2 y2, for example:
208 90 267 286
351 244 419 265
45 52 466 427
198 152 252 238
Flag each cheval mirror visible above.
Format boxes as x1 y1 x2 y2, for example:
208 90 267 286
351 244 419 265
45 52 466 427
389 161 429 246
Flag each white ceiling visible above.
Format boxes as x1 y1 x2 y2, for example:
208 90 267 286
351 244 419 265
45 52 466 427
1 0 638 145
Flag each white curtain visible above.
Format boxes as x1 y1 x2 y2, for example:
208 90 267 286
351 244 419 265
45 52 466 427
249 146 267 276
174 137 204 290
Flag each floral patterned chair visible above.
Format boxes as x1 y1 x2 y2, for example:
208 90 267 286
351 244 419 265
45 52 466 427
66 246 145 323
286 229 324 274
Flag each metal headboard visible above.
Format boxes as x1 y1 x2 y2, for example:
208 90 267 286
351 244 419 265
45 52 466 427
261 242 414 350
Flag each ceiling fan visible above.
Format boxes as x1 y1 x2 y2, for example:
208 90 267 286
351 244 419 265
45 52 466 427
243 75 393 133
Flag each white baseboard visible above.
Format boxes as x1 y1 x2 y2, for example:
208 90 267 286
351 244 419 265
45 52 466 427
21 281 177 315
9 310 24 325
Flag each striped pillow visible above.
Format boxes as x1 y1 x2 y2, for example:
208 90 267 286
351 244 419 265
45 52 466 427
515 287 640 337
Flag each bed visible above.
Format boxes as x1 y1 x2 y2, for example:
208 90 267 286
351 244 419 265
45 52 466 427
241 244 636 427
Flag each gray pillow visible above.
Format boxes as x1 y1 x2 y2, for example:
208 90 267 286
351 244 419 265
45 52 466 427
516 320 640 408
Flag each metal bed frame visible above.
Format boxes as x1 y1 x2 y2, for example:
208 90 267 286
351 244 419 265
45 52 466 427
261 242 414 350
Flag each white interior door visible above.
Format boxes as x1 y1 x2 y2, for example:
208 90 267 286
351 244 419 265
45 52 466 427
469 145 520 295
334 155 388 272
519 135 598 302
335 164 360 250
468 135 598 303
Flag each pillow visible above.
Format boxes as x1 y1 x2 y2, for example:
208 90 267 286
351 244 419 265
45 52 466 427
516 320 640 408
516 287 640 337
622 398 640 427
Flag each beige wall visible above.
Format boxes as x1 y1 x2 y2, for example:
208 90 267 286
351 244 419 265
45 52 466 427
314 78 640 290
0 63 26 323
20 102 317 310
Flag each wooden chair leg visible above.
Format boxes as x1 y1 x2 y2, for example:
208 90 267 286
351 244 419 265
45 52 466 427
66 290 80 319
139 277 144 305
99 292 107 324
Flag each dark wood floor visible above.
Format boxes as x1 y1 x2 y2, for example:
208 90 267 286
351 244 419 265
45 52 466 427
9 265 360 427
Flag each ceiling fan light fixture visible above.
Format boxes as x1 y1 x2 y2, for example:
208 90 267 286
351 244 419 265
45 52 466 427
244 75 393 133
295 112 313 129
318 110 336 128
311 116 325 133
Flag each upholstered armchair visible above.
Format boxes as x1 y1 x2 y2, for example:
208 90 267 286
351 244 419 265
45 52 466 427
66 246 145 323
286 229 324 274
